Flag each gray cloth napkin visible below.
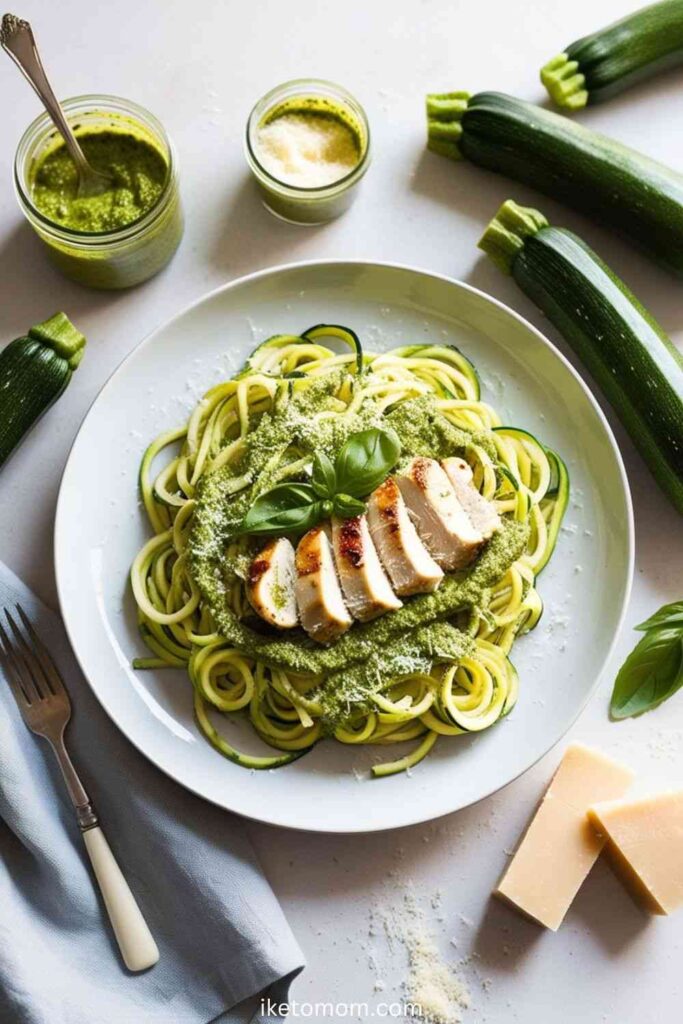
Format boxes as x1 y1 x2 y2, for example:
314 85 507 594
0 563 304 1024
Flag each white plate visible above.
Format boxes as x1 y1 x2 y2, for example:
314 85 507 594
55 261 633 833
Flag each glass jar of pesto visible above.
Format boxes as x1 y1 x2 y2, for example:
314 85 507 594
14 95 183 289
245 79 371 225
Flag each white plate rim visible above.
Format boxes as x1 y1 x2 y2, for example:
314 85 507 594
54 258 635 833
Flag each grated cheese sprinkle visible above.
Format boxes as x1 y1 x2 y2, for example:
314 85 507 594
255 113 360 188
370 880 471 1024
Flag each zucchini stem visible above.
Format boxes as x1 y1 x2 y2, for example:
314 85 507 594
477 200 549 274
425 91 470 160
28 312 86 369
540 53 588 110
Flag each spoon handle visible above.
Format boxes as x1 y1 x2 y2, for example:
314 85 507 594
1 14 92 179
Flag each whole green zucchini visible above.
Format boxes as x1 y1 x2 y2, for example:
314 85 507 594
542 0 683 110
479 199 683 514
0 312 86 468
426 90 683 276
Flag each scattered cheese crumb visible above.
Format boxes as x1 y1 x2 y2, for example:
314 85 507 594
647 728 683 762
409 933 471 1023
369 881 471 1024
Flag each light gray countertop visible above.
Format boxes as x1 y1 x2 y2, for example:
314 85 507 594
1 1 681 1020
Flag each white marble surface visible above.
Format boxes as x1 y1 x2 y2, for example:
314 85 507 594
0 1 681 1021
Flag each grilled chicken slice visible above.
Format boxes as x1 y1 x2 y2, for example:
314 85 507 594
247 537 298 629
331 514 402 622
396 456 483 571
441 457 501 540
295 527 352 643
367 477 444 596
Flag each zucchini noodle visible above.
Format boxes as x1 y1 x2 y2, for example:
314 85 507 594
131 329 568 776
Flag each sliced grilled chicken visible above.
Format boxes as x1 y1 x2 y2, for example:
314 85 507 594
396 456 483 571
441 457 501 540
247 537 298 629
295 526 352 643
331 514 402 622
367 477 444 596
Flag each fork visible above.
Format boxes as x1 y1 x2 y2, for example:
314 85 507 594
0 605 159 972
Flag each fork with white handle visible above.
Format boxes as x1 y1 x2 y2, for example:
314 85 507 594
0 605 159 972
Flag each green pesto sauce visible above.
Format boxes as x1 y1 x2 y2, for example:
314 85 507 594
31 130 168 233
188 371 529 729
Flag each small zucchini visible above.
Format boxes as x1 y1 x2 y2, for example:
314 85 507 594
542 0 683 110
426 90 683 276
0 313 86 468
479 200 683 514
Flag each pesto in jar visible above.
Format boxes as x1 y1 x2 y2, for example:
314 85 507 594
30 129 168 234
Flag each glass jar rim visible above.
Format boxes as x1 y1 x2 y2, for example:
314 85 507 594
14 93 178 247
245 77 371 197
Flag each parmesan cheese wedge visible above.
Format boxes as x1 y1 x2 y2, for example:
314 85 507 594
588 791 683 915
494 743 634 930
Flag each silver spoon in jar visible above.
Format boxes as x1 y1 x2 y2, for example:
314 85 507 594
0 13 114 198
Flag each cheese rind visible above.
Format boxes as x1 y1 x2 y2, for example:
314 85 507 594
494 743 634 930
588 791 683 916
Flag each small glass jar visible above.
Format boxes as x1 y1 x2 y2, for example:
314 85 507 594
245 78 371 225
14 95 183 290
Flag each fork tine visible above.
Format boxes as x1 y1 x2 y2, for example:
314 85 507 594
15 605 64 697
0 620 33 707
4 610 49 701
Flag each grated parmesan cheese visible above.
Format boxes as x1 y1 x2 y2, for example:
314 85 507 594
255 113 360 188
369 880 471 1024
409 933 471 1024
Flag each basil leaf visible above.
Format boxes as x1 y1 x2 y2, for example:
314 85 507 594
311 452 337 498
334 428 401 498
333 493 366 519
610 627 683 719
636 600 683 633
236 483 322 537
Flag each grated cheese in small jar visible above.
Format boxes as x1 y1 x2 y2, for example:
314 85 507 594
255 112 360 189
246 79 371 224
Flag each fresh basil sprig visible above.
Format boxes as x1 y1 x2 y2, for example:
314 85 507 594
311 452 337 498
636 600 683 632
334 427 401 498
236 483 329 537
236 428 400 538
610 600 683 719
332 493 366 518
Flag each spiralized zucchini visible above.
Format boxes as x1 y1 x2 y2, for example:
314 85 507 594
131 330 567 776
